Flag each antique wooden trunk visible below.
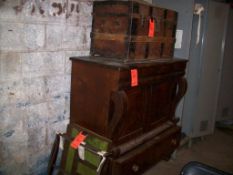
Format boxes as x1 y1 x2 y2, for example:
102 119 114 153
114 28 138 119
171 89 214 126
70 56 187 146
91 0 177 60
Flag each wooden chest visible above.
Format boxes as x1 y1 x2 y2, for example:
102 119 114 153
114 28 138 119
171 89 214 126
91 0 177 60
70 56 187 146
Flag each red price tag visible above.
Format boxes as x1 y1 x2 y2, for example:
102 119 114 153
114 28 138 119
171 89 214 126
131 69 138 87
70 131 87 149
148 18 155 38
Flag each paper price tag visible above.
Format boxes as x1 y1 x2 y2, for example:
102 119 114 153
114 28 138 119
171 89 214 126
148 18 155 38
70 131 87 149
131 69 138 87
78 144 85 160
59 135 64 150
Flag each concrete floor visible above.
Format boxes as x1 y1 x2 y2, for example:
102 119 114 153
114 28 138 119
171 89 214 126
144 128 233 175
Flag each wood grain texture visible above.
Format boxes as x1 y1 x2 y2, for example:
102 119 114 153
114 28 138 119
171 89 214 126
70 56 187 145
91 0 177 60
66 56 187 175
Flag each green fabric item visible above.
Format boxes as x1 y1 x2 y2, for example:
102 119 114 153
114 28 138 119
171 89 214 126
64 126 109 175
64 128 79 173
65 145 75 173
77 163 96 175
85 150 101 167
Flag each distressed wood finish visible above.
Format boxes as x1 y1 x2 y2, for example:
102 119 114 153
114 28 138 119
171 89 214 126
66 56 188 175
70 56 187 146
110 125 181 175
91 0 177 60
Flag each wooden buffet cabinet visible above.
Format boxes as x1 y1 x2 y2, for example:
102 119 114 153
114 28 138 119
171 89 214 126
68 56 187 174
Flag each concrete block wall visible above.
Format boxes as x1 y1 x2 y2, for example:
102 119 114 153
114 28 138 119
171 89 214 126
0 0 92 174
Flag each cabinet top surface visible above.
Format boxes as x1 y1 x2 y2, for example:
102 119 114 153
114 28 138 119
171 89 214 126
70 56 187 69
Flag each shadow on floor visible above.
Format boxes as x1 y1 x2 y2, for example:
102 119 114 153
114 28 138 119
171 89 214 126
144 128 233 175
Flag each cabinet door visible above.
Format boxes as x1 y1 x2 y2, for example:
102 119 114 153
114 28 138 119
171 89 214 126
111 88 144 145
144 79 177 131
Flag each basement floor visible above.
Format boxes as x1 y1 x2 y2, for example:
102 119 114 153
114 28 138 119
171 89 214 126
144 128 233 175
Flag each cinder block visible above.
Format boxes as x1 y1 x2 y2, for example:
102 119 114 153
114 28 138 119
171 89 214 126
64 0 80 25
0 52 22 81
26 102 50 156
44 96 69 143
47 97 66 125
47 0 66 23
0 22 25 51
78 1 93 27
0 0 69 24
0 106 28 174
25 100 67 154
21 52 46 77
23 24 45 51
0 23 45 52
27 126 47 153
45 75 67 99
0 80 26 107
62 26 86 50
20 0 50 23
0 106 28 140
46 24 63 50
23 77 47 105
23 75 69 105
26 102 49 129
0 0 22 22
21 51 64 78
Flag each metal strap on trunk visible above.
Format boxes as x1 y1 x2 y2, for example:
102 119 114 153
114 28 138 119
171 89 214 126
91 32 175 43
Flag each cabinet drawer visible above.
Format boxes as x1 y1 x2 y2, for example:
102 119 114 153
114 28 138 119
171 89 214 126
111 126 181 175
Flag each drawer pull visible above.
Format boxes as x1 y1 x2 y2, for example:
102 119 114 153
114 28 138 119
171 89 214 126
132 164 139 172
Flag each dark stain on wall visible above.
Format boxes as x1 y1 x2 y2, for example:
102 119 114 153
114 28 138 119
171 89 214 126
12 0 81 18
54 95 61 99
76 4 79 13
62 2 67 13
52 2 62 16
39 6 44 15
4 130 15 138
16 102 30 108
70 3 75 12
13 0 28 14
31 4 35 14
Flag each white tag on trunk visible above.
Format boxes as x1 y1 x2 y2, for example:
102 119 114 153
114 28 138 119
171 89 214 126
78 143 85 160
59 135 64 150
175 30 183 49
